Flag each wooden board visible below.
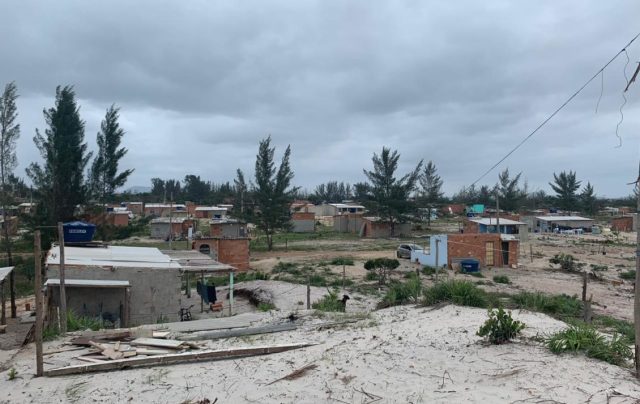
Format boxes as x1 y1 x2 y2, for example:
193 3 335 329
152 331 171 339
44 342 315 377
130 338 186 349
180 323 297 341
134 348 173 356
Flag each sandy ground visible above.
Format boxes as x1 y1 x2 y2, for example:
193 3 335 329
1 305 639 403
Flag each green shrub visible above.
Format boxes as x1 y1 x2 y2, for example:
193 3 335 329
7 368 17 381
378 277 422 308
465 271 484 278
330 278 354 287
619 270 636 280
272 261 300 275
549 253 585 272
364 258 400 285
590 264 608 272
493 275 510 284
330 257 354 266
365 272 379 281
593 316 634 343
43 311 102 341
236 271 270 282
477 307 525 344
423 280 487 308
257 302 276 312
422 266 436 276
510 292 582 319
312 289 346 312
309 274 328 287
547 323 633 366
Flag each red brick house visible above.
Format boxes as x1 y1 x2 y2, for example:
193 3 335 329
192 238 250 271
447 233 519 268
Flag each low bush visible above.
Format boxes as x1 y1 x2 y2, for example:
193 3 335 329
465 271 484 278
272 262 300 275
257 302 276 312
422 266 436 276
235 271 270 283
511 292 582 319
619 270 636 280
547 323 633 366
43 311 103 341
493 275 510 284
364 258 400 285
378 276 422 308
330 257 354 266
477 307 525 344
549 253 585 272
590 264 608 272
423 280 487 308
593 316 634 344
309 274 328 287
312 289 346 312
365 272 379 281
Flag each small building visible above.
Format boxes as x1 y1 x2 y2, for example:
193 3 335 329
465 204 485 217
210 219 247 238
611 215 637 232
333 214 363 233
144 203 187 217
192 237 250 271
311 203 365 216
410 235 447 268
361 217 411 238
150 217 196 239
291 211 315 233
442 204 465 216
122 202 143 215
0 216 18 236
195 206 227 219
17 202 36 215
463 217 528 241
532 216 595 233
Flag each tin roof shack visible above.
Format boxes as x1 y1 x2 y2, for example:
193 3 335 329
333 214 364 233
361 217 411 238
195 206 228 219
463 217 528 241
144 203 187 217
534 216 595 233
291 212 315 233
311 203 365 216
611 215 637 232
192 238 250 271
447 233 519 268
210 219 247 238
45 245 184 325
150 217 196 239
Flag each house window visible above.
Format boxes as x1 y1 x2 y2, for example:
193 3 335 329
485 242 494 266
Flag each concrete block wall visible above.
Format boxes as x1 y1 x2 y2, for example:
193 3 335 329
192 238 250 271
333 214 363 233
611 216 633 232
47 265 182 325
210 223 246 238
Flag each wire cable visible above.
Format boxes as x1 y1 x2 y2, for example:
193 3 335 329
615 49 630 148
471 31 640 186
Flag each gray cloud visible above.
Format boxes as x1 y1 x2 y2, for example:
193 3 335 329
1 0 639 197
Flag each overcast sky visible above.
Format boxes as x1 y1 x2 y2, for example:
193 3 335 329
1 1 639 197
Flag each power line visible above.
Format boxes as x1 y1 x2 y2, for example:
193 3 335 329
471 31 640 186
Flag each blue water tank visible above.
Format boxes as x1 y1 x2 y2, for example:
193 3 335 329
460 259 480 273
63 221 96 243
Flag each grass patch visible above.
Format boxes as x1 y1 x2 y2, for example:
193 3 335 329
330 257 354 266
422 266 436 276
493 275 510 284
593 315 634 343
465 271 484 278
378 276 422 308
43 310 103 341
312 289 346 312
619 270 636 280
365 272 379 281
423 280 487 308
257 302 276 312
272 262 300 275
510 292 582 319
547 323 633 366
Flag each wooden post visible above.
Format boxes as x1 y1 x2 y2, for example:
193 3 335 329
123 287 130 328
582 271 588 302
34 230 43 377
342 265 346 290
530 244 534 263
57 222 67 334
228 271 234 316
186 272 191 299
634 161 640 378
435 238 440 282
200 270 204 313
306 276 311 310
1 280 5 325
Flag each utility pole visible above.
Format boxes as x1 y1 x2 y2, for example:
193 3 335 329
169 192 173 250
435 238 440 282
634 161 640 378
57 222 67 334
495 190 500 236
34 230 43 377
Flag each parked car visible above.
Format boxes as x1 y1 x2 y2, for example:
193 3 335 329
396 243 422 259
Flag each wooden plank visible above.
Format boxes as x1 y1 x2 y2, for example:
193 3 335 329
134 348 173 356
77 356 108 364
130 338 186 349
179 323 297 341
152 331 171 339
44 343 315 377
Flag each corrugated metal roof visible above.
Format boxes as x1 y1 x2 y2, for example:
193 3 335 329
45 279 130 288
46 245 181 269
0 266 14 283
470 218 526 226
150 217 191 224
195 206 227 211
536 216 594 221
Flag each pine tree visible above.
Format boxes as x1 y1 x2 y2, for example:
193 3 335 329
89 105 133 208
363 147 422 236
234 168 247 216
0 82 20 319
580 182 597 216
252 136 298 250
419 160 443 226
549 171 581 212
27 85 92 224
497 168 524 212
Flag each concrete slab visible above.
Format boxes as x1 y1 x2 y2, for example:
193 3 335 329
138 312 265 333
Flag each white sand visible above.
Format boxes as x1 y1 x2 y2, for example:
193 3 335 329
1 304 639 403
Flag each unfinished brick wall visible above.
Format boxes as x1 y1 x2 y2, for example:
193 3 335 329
611 216 633 232
447 234 519 268
463 220 479 233
192 238 250 271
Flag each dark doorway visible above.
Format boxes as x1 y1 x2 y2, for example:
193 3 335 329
501 242 509 266
199 244 211 255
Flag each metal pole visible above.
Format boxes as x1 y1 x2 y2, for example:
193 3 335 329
34 230 43 377
228 271 234 316
306 276 311 310
0 280 5 325
634 161 640 377
57 222 67 334
169 193 173 250
435 238 440 282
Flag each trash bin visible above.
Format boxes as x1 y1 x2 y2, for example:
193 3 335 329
460 259 480 273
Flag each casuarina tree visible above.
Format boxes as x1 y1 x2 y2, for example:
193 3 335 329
580 182 597 216
497 168 525 212
0 82 20 319
27 86 93 224
363 147 422 236
89 105 134 208
252 136 298 251
549 171 581 211
419 160 443 226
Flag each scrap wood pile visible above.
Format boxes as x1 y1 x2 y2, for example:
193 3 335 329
70 330 200 363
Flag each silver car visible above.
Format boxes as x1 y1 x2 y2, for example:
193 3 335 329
396 243 422 259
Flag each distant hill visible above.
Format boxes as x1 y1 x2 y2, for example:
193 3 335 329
123 185 152 194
